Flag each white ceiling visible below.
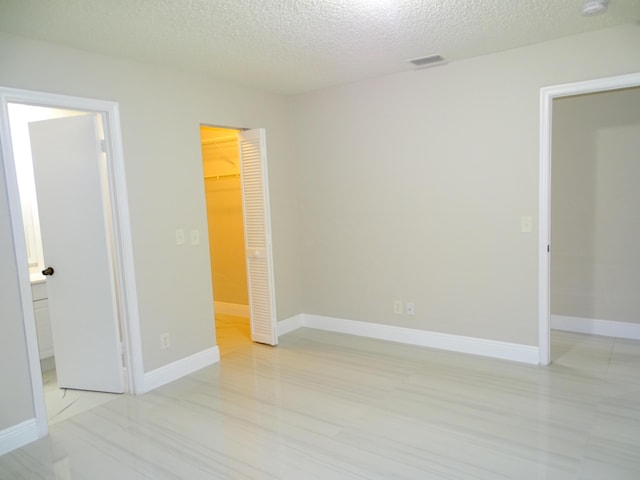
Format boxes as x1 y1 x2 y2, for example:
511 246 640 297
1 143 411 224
0 0 638 94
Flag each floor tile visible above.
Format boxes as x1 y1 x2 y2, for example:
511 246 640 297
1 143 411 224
1 329 639 479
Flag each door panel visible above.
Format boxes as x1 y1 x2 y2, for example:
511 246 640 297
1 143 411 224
29 114 124 393
239 129 277 345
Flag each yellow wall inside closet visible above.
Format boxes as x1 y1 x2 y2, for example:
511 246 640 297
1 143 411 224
200 126 248 307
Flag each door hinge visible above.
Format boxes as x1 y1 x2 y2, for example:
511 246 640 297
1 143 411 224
100 139 107 153
547 244 550 253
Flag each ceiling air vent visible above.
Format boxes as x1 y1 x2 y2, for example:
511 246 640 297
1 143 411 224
408 54 447 69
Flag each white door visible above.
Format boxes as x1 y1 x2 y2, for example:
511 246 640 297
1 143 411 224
29 114 124 393
239 129 277 345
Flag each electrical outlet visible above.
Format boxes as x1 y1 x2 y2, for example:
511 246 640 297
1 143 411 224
160 332 170 350
393 300 403 314
406 302 416 315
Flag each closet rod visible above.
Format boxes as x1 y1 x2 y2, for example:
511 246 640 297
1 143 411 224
204 173 240 180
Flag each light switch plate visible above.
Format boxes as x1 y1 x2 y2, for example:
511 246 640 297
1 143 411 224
190 229 200 245
393 300 403 314
175 229 185 245
520 216 533 233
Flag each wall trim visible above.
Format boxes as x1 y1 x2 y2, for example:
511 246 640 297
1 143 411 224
142 346 220 393
538 72 640 366
277 314 304 336
0 418 39 457
280 313 538 364
214 301 250 317
552 315 640 340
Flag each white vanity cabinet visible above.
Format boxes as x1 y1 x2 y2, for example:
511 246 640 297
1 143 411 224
31 281 54 359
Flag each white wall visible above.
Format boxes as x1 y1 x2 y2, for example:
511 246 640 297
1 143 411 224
292 24 640 346
552 87 640 324
0 30 301 383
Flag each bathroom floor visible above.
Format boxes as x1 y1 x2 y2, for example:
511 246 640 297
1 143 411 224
42 367 120 425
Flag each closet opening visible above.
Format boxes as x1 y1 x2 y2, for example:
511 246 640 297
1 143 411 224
200 126 251 355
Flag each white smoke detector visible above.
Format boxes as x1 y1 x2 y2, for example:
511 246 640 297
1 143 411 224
582 0 609 16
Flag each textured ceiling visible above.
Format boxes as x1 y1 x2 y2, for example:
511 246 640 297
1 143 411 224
0 0 638 94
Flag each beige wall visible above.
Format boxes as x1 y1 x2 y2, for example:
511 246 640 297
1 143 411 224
201 128 249 306
1 22 639 440
552 87 640 324
292 24 640 346
0 30 301 386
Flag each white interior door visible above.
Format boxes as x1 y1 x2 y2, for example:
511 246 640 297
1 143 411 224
239 129 277 345
29 114 124 393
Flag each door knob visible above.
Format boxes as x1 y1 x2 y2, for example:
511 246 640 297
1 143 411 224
42 267 55 276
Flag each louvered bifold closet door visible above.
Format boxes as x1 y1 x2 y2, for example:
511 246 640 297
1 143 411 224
239 129 278 345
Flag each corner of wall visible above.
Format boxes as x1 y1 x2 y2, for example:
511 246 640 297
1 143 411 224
142 346 220 393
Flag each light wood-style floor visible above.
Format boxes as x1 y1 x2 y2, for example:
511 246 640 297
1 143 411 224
2 329 639 479
38 314 251 425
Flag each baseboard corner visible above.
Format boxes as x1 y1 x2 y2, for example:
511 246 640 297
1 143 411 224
142 346 220 393
277 314 304 337
551 314 640 340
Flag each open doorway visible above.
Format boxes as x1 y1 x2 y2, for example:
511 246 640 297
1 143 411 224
1 87 142 439
549 87 640 362
538 73 640 365
200 126 252 356
199 125 279 355
7 103 122 424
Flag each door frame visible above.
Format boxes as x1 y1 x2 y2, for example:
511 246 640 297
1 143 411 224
200 124 278 347
537 71 640 365
0 87 144 437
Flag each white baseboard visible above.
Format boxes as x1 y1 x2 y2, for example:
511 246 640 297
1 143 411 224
551 315 640 340
279 313 538 364
0 418 39 456
142 346 220 393
214 302 250 317
277 314 304 336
